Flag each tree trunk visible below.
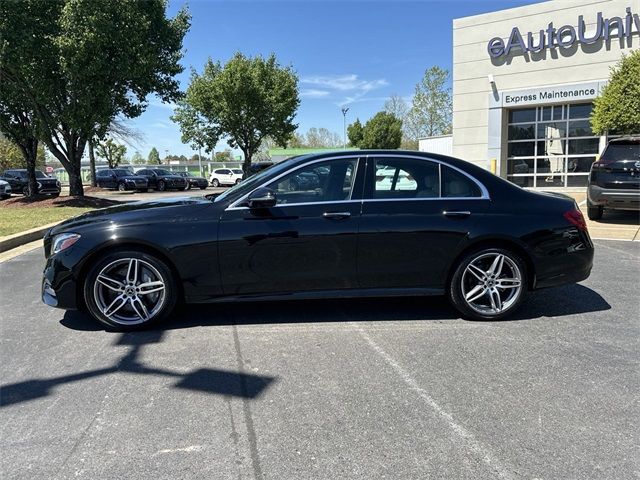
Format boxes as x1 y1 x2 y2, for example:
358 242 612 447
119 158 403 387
241 148 252 179
88 139 97 187
44 131 87 197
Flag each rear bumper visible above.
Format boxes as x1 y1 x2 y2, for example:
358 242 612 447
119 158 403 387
588 185 640 210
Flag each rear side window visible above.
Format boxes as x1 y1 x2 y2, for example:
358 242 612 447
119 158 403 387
371 158 439 199
601 142 640 163
441 166 482 198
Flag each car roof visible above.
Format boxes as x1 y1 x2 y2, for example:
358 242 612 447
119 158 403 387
608 136 640 144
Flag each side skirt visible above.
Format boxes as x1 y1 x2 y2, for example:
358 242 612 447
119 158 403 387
188 287 445 305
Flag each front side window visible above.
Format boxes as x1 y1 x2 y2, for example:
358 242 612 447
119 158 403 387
372 157 438 199
268 158 357 205
153 169 171 176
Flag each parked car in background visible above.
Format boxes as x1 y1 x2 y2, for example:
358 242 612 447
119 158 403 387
135 168 188 191
0 169 61 196
95 168 149 192
175 172 208 190
0 179 12 199
209 168 243 187
42 150 593 331
587 136 640 220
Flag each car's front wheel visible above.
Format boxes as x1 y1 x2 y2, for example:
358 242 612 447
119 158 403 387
211 178 220 187
448 248 527 321
157 180 166 192
84 250 177 331
118 182 126 192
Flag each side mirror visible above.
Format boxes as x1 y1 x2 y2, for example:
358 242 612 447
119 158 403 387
247 187 277 209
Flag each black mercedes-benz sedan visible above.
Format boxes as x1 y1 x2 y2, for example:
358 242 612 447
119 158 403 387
41 151 594 331
175 171 209 190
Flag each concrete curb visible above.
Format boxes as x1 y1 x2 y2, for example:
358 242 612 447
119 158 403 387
0 221 61 254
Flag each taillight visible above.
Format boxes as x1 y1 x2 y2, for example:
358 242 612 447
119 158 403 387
563 209 587 231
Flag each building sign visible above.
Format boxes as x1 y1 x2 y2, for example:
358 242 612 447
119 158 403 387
489 81 607 108
487 6 640 58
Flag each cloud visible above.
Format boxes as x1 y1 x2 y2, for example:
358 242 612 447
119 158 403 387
302 74 388 92
148 98 177 110
300 89 331 98
150 121 172 129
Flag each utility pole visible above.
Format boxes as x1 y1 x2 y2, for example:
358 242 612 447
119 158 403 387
341 107 349 149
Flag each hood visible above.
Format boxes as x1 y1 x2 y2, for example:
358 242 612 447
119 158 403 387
49 196 212 235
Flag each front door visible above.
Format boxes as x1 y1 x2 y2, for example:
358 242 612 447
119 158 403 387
218 157 363 296
357 155 490 290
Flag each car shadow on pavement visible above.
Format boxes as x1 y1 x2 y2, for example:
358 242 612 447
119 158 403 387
0 330 275 408
60 282 610 332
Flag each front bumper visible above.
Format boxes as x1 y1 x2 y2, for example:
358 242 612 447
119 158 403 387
588 185 640 210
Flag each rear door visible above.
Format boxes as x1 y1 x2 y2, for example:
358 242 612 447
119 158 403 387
357 155 490 290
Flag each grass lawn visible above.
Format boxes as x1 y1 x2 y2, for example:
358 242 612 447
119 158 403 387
0 195 120 237
0 207 94 237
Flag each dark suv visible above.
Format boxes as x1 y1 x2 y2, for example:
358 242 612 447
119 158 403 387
96 168 149 192
587 137 640 220
135 168 188 191
0 169 61 196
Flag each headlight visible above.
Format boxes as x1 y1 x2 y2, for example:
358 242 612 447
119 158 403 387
51 233 81 254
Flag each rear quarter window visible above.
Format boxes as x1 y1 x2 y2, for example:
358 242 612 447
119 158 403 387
441 166 482 198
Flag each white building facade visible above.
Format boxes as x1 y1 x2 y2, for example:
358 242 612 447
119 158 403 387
452 0 640 189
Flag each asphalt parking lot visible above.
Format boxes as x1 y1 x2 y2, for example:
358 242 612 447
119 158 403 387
1 240 638 479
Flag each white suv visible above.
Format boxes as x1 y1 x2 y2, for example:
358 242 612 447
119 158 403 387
209 168 243 187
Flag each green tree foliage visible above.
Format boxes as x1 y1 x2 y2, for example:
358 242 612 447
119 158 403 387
384 94 417 149
148 147 161 164
0 135 45 171
359 112 403 149
95 138 127 169
0 0 190 196
214 150 233 162
172 53 299 172
131 151 145 165
591 51 640 135
347 119 364 147
408 66 452 138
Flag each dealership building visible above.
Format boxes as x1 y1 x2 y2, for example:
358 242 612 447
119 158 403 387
451 0 639 189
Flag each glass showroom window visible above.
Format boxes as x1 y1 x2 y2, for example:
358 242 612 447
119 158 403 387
506 103 599 188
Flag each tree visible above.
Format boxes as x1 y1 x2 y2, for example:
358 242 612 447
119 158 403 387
384 94 417 149
591 50 640 135
409 66 452 139
384 95 409 121
0 135 45 172
148 147 161 164
95 138 127 169
347 119 364 147
173 53 299 174
131 151 145 165
360 112 403 149
0 0 190 196
214 150 233 162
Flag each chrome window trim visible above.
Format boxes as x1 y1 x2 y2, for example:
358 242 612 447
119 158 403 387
227 155 362 210
225 153 490 211
368 153 490 200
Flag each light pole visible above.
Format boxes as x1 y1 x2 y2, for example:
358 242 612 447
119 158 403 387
164 149 169 165
341 107 349 149
197 146 203 176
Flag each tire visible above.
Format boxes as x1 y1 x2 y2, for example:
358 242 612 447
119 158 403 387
199 186 207 190
211 178 220 188
235 178 241 184
186 183 192 190
587 201 603 220
83 250 177 331
448 247 527 321
157 180 166 192
118 182 126 192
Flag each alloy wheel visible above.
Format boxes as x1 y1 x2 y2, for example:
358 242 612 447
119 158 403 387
93 257 166 325
461 252 522 315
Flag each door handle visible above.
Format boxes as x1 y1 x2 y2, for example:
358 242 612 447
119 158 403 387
323 211 351 220
442 210 471 218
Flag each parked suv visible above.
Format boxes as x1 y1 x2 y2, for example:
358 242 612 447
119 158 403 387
135 168 188 191
587 137 640 220
0 169 61 196
209 168 243 187
175 171 208 190
96 168 149 192
0 179 12 199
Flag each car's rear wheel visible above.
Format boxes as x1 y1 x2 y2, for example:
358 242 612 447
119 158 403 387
84 250 177 331
118 182 126 192
448 248 527 321
587 201 603 220
211 178 220 187
157 180 166 191
186 183 192 190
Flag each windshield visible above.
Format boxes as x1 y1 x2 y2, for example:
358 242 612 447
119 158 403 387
602 143 640 162
180 172 193 177
153 169 172 175
214 159 296 203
